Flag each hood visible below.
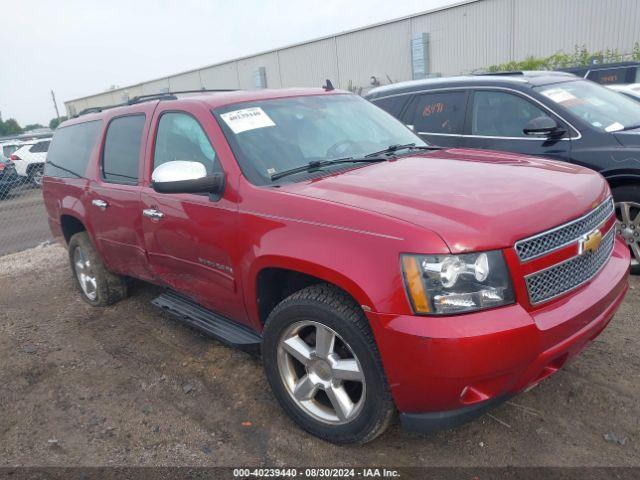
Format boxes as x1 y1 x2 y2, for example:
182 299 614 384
282 149 610 253
614 128 640 147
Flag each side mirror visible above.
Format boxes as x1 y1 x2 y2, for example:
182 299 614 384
151 160 225 195
523 116 565 137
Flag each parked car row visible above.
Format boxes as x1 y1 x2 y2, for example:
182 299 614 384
41 83 629 444
366 71 640 270
0 137 51 197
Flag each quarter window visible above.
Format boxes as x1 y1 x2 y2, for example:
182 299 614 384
30 140 50 153
372 95 410 118
404 91 467 134
102 115 145 184
471 90 551 138
153 112 219 174
45 121 102 178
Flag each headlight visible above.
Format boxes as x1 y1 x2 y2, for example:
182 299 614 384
401 251 514 315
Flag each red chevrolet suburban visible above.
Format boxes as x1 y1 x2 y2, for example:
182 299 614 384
43 88 629 444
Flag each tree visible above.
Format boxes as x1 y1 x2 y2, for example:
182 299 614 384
49 116 68 130
24 123 45 131
0 118 22 136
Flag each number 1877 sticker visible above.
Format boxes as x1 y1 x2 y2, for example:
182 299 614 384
221 107 276 134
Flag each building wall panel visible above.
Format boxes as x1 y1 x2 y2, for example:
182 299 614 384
200 62 240 89
236 52 281 89
279 38 338 88
513 0 640 59
168 71 202 91
411 0 513 75
335 20 412 91
142 78 170 94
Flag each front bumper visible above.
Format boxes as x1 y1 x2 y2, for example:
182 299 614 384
368 238 629 432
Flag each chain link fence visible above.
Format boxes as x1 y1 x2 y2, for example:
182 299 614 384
1 137 53 257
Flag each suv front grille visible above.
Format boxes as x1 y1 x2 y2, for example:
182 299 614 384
515 197 614 261
525 227 615 305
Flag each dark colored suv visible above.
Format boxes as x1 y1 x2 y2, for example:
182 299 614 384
366 71 640 269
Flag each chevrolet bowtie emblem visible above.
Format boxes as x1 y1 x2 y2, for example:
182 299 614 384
579 229 603 255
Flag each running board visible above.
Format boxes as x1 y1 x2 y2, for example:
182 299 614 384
151 290 262 354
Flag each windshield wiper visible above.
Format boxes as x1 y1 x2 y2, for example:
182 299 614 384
270 157 387 181
621 124 640 131
364 143 443 158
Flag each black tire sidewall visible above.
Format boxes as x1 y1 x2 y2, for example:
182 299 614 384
262 297 391 444
612 185 640 274
68 232 126 306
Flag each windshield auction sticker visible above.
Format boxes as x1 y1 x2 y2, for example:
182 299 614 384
221 107 276 134
540 88 578 105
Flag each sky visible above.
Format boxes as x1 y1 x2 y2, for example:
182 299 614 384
0 0 461 126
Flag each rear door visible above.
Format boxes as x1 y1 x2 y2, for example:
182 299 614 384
461 89 572 160
140 105 245 323
399 89 468 148
88 107 155 281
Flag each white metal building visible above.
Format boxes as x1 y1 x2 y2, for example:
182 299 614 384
64 0 640 116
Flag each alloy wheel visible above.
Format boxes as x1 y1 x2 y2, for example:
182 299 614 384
277 320 366 425
615 201 640 266
31 168 44 187
73 246 98 300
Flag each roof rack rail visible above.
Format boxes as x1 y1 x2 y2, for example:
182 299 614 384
127 93 177 104
75 88 238 117
473 71 524 76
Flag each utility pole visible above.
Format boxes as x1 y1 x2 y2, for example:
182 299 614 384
51 90 60 121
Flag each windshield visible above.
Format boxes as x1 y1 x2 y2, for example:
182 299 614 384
214 94 426 184
535 80 640 132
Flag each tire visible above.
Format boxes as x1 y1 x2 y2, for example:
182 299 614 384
612 185 640 274
262 283 395 444
29 165 44 188
68 231 127 306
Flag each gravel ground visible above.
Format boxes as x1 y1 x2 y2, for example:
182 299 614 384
0 244 638 467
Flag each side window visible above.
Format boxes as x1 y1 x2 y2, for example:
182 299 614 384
30 141 49 153
471 90 552 138
371 95 409 118
45 121 103 178
404 91 467 134
102 114 145 184
153 112 219 174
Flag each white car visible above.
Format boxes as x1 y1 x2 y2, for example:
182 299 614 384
1 140 23 159
10 138 51 187
607 83 640 103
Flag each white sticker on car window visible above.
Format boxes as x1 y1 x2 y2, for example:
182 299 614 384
541 88 576 104
605 122 624 132
221 107 275 134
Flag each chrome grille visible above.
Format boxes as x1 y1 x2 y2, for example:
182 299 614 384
515 197 614 261
525 227 615 305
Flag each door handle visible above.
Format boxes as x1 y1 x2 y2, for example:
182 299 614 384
92 199 108 210
142 208 164 219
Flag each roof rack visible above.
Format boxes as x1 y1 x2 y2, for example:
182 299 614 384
473 71 524 76
75 88 237 117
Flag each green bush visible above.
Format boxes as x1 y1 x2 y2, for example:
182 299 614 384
485 43 637 72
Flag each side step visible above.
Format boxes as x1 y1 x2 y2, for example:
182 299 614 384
152 290 262 354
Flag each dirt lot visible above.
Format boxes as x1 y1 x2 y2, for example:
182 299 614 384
0 244 638 467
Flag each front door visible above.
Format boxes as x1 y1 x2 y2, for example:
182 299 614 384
140 108 245 323
461 89 572 160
